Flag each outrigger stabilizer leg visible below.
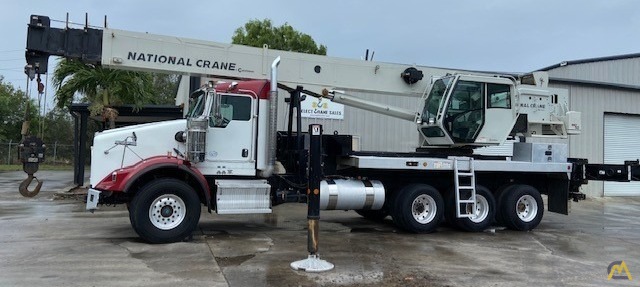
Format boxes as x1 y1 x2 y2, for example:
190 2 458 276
290 124 334 272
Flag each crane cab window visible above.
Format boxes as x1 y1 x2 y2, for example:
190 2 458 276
210 94 252 128
444 81 484 143
487 83 511 109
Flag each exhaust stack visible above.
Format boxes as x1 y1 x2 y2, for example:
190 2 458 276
262 56 281 177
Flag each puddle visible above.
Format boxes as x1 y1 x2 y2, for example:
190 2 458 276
215 254 255 267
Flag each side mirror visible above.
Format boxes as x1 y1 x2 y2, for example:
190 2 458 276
211 90 221 120
211 95 233 128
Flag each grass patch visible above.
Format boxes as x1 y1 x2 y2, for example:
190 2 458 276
0 164 73 172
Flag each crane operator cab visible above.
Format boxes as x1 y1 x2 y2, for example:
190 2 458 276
419 74 516 148
418 73 581 149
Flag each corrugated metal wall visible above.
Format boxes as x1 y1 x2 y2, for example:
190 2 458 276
548 58 640 85
546 57 640 197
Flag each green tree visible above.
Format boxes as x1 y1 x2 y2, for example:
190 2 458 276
149 73 180 105
36 107 74 144
232 19 327 55
0 76 37 142
52 59 155 129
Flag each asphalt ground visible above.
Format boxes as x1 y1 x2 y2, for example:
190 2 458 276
0 170 639 286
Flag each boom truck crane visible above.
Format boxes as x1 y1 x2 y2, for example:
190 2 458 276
25 15 640 243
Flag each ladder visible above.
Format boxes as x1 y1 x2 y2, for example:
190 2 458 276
453 157 477 218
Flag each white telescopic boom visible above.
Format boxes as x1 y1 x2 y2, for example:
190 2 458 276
321 89 418 122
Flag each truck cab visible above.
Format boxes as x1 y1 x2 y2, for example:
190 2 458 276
185 81 268 176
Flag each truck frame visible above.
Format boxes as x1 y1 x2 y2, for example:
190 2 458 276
25 15 640 243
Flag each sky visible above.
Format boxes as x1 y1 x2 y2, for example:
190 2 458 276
1 0 639 111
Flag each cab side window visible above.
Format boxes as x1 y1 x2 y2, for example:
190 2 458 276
487 83 511 109
210 95 252 128
222 95 251 120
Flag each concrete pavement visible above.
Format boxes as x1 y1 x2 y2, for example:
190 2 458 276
0 170 639 286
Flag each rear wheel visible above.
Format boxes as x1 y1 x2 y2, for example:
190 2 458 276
499 184 544 231
445 186 495 232
391 184 443 233
131 178 201 243
493 184 511 226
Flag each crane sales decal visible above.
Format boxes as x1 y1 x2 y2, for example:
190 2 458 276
300 96 344 120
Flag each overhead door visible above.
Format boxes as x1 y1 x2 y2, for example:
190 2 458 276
604 114 640 196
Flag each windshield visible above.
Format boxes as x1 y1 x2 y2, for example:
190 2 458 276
187 94 205 118
421 77 452 123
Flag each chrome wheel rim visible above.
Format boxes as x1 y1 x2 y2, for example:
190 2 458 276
149 194 186 230
412 194 437 224
467 194 489 223
516 195 537 222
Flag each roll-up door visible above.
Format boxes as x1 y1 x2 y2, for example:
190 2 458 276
604 113 640 196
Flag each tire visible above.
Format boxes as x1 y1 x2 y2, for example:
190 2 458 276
445 186 495 232
391 184 443 233
493 184 512 226
499 184 544 231
355 209 389 221
130 178 201 243
127 203 137 231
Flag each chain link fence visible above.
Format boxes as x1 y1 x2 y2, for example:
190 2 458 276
0 141 74 165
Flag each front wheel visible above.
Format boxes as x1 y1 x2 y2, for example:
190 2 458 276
499 184 544 231
391 184 443 233
131 178 201 243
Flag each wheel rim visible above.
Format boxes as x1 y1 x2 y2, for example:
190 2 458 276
515 194 537 222
149 194 186 230
466 194 489 223
411 194 437 224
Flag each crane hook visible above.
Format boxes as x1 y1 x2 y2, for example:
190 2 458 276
19 174 43 197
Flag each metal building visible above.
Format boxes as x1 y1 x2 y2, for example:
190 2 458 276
541 53 640 197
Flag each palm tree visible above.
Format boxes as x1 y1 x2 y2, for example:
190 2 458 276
52 59 154 129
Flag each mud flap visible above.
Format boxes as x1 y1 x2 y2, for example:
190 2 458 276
547 177 569 215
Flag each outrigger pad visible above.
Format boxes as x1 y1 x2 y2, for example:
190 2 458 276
290 254 334 273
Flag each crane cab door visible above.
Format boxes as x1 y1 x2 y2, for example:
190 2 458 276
199 93 257 176
474 81 515 144
443 80 485 143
